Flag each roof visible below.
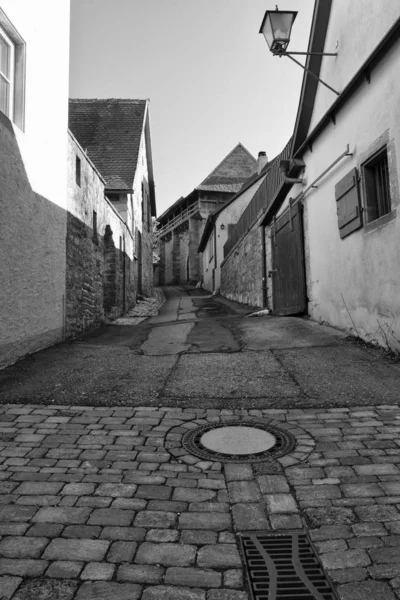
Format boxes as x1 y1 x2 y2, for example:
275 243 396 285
68 99 148 192
198 161 273 253
196 143 256 192
157 143 257 224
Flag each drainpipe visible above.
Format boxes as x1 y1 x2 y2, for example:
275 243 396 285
279 159 306 184
261 225 267 308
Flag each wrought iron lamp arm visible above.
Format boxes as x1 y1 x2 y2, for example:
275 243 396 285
282 51 340 96
285 51 337 56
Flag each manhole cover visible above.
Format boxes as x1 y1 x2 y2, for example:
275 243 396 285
182 420 295 462
239 531 339 600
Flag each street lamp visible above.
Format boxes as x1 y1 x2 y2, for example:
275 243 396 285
259 6 339 95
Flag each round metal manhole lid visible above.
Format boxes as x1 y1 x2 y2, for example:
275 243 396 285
201 426 276 455
182 420 296 463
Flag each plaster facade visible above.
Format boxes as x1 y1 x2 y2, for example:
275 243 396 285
278 2 400 350
203 177 265 293
0 1 70 369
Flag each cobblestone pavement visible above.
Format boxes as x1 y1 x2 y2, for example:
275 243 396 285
113 289 166 326
1 403 400 599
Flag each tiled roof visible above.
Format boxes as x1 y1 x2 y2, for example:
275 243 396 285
197 143 256 191
68 99 147 191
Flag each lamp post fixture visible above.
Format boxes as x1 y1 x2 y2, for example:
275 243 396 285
259 6 339 96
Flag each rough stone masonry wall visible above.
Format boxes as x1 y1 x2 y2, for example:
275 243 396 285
220 215 264 308
66 134 136 338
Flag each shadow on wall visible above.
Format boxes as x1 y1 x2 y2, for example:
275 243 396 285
0 111 67 369
0 111 135 369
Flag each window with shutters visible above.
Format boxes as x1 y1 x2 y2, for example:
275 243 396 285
335 167 363 239
362 148 391 224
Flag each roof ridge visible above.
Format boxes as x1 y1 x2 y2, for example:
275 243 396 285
199 142 256 186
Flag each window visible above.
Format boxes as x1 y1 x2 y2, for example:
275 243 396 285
92 210 98 243
0 9 26 129
362 148 391 223
0 28 14 119
75 156 81 187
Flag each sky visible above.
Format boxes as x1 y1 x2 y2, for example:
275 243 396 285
69 0 315 216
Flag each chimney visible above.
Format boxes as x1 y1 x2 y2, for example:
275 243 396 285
257 151 268 174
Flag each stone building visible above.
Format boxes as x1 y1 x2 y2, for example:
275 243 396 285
156 143 256 285
0 0 70 369
67 99 157 336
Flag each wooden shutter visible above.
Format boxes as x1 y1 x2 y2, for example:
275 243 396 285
335 168 363 239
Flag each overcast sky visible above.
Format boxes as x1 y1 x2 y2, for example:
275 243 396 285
69 0 314 216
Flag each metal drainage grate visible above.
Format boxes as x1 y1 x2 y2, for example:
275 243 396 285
239 531 339 600
181 420 296 463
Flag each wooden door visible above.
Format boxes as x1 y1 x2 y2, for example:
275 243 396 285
271 202 307 316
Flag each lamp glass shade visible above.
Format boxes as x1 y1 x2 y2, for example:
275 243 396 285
260 10 297 53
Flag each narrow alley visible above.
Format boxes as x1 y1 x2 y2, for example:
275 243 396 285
1 289 400 599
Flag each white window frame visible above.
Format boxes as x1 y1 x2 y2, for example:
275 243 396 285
0 8 26 130
0 26 15 121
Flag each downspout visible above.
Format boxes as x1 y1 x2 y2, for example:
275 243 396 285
279 159 306 184
213 227 217 292
261 225 267 308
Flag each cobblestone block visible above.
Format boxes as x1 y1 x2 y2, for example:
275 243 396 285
81 562 115 580
77 496 112 508
27 523 64 537
224 464 253 481
88 509 135 526
43 538 110 561
32 507 91 524
0 505 37 521
304 507 355 528
172 488 216 502
337 580 396 600
107 541 137 563
0 536 49 558
329 567 367 583
0 575 22 599
147 500 187 512
136 485 172 500
228 481 261 503
265 494 299 513
198 479 225 490
354 464 399 476
99 527 146 541
232 503 269 530
165 566 221 587
224 569 243 588
145 529 179 542
321 549 370 569
0 559 48 577
258 475 289 494
269 514 303 529
46 561 83 578
76 581 142 600
370 546 400 563
134 510 176 528
355 505 400 522
61 483 96 495
135 542 196 566
14 482 63 495
11 578 78 600
0 523 29 536
197 544 242 568
368 563 400 578
180 530 218 545
95 483 137 497
117 564 164 584
342 483 384 497
179 512 231 531
63 525 101 539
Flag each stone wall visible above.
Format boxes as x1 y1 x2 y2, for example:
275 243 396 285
66 134 136 338
220 214 265 308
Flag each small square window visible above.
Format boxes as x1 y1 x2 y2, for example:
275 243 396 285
362 148 391 223
75 156 81 187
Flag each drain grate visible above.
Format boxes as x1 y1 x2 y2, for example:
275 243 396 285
239 531 339 600
182 420 296 463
